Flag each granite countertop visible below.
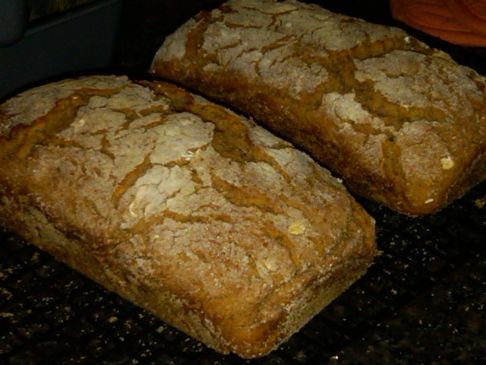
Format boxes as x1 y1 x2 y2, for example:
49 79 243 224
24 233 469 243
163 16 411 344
1 1 485 364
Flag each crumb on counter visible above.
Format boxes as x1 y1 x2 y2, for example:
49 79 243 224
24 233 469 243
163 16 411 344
474 197 486 209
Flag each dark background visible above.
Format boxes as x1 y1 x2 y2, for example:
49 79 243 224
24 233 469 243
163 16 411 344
1 1 485 364
114 0 486 75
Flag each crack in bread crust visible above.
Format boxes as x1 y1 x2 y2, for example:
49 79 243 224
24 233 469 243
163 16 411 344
151 0 486 215
0 75 376 358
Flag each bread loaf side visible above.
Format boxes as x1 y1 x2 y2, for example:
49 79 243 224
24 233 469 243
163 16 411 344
151 0 486 215
0 75 375 358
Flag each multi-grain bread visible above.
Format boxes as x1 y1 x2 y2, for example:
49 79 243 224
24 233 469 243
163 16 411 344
150 0 486 215
0 75 375 358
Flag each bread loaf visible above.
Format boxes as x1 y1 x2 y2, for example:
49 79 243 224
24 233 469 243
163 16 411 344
150 0 486 215
0 75 375 358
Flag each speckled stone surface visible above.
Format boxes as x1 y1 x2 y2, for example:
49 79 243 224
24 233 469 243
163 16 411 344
1 0 485 364
0 181 485 364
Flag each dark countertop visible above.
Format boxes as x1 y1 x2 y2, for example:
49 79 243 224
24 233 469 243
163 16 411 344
1 183 485 365
1 1 485 364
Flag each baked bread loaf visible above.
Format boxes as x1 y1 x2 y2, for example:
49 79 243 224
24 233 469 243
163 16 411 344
150 0 486 215
0 75 375 358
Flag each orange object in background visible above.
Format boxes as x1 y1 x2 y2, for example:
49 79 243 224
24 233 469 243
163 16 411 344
390 0 486 46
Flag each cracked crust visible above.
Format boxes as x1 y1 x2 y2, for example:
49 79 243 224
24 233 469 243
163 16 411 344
0 75 375 358
151 0 486 215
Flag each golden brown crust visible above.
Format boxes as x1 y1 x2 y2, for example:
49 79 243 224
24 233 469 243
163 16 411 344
0 75 375 358
150 0 486 215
